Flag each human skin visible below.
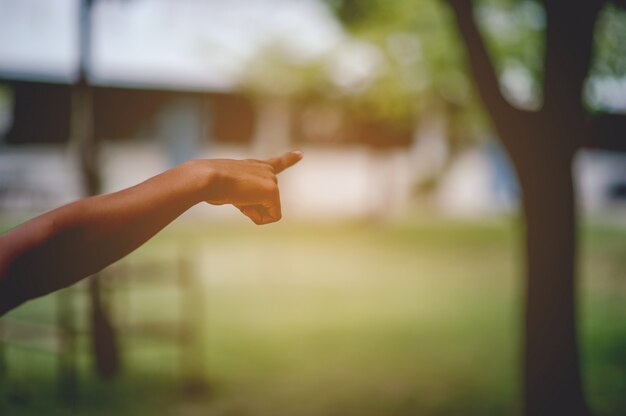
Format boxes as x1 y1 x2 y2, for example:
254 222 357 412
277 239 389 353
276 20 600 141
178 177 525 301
0 150 303 315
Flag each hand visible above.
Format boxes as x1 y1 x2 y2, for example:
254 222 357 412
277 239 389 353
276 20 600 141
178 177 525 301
191 150 303 225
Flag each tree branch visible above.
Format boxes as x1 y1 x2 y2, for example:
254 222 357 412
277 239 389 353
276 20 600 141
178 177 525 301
583 113 626 152
541 1 603 115
446 0 517 124
611 0 626 9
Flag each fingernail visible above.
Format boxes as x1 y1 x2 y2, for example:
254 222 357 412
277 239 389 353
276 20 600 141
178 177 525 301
293 150 303 157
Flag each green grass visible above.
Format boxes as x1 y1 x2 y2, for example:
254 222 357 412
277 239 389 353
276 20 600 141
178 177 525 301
1 218 624 415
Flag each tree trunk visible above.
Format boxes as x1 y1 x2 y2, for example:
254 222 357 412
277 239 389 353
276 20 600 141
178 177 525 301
73 83 120 380
445 1 600 413
89 275 120 379
74 0 120 380
517 151 589 416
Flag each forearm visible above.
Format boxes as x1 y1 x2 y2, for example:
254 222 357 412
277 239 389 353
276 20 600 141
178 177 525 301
0 150 302 315
0 161 206 314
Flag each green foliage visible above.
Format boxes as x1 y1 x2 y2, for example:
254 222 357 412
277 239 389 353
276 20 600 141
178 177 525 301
473 0 545 107
240 45 331 97
592 3 626 78
243 0 626 143
323 0 494 142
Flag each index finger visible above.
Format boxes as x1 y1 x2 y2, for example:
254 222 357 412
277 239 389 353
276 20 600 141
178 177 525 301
265 150 303 174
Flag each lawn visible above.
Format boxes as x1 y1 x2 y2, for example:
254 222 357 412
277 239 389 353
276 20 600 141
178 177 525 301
1 218 624 416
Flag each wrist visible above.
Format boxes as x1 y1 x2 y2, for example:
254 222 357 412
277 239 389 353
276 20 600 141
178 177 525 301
177 159 220 205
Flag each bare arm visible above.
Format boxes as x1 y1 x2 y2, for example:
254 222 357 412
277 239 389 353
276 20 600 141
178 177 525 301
0 151 303 315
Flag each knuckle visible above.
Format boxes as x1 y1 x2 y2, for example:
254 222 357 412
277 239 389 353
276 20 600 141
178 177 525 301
266 181 278 193
245 158 261 166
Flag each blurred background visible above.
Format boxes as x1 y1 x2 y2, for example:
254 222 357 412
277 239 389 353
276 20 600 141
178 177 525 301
0 0 624 415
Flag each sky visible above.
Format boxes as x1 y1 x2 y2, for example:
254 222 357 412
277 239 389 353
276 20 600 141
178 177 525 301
0 0 345 90
0 0 79 82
